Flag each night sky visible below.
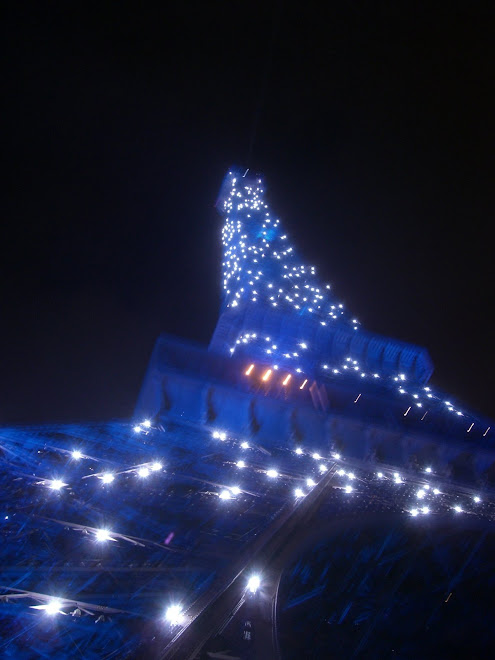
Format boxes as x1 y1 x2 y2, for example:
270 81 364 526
2 4 494 425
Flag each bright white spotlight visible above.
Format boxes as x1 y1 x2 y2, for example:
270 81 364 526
165 604 183 626
416 489 425 499
433 488 440 495
312 453 321 460
410 508 419 517
454 505 463 513
306 478 315 487
138 467 149 478
95 529 112 542
230 486 241 495
347 472 356 480
425 466 432 473
101 473 115 484
49 479 66 491
151 462 162 471
247 575 261 593
72 450 83 460
422 506 430 515
212 431 220 439
267 469 278 478
219 489 232 500
241 441 249 449
133 425 142 433
237 460 246 468
474 495 481 503
344 484 353 493
143 420 151 429
394 474 402 484
219 432 227 441
337 469 345 476
295 447 303 455
319 464 327 473
377 472 384 479
294 488 305 498
333 452 341 459
45 599 63 615
31 598 64 615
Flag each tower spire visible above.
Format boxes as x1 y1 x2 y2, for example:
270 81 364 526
210 168 434 385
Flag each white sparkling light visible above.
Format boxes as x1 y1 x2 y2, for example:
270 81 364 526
72 450 83 460
306 478 316 487
101 473 115 484
295 447 303 455
31 599 64 615
241 441 249 449
219 489 232 500
44 599 63 615
138 467 150 478
344 484 353 493
143 420 151 429
247 575 261 593
151 462 162 471
49 479 66 491
237 460 246 468
267 469 278 478
95 529 112 542
294 488 305 498
165 604 184 625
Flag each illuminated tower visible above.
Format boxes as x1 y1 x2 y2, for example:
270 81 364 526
136 168 491 441
210 168 433 384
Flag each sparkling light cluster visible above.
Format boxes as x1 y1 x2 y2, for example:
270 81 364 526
219 170 488 433
5 418 493 628
221 170 357 317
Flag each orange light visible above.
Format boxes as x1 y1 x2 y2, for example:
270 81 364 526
262 369 272 382
282 374 291 386
245 364 254 376
299 379 308 390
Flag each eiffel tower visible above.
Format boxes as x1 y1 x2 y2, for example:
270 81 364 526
1 169 494 659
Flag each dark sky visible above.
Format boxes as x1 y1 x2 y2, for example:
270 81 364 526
2 3 494 424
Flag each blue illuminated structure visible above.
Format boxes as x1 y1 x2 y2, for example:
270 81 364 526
211 169 433 384
1 168 495 658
